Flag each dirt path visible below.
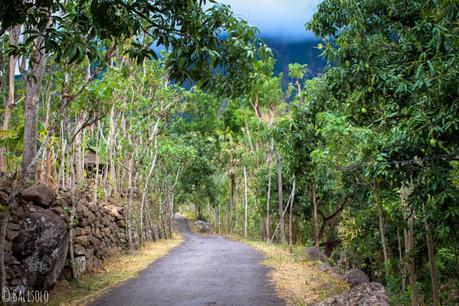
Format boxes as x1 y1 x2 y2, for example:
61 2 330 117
90 216 284 306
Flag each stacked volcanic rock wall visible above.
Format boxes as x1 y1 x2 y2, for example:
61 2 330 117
72 200 126 274
0 183 135 291
2 184 69 291
55 189 135 280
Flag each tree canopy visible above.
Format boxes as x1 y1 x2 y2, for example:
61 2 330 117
0 0 458 305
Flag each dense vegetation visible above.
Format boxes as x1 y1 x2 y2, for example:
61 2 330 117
0 0 458 305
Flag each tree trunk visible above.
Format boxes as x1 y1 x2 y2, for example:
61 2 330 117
296 80 302 96
372 185 389 270
68 194 78 279
379 211 389 264
245 120 254 152
40 83 53 184
105 105 116 197
404 225 417 306
140 149 157 242
266 137 274 242
243 166 248 238
22 35 47 181
93 124 100 202
228 173 235 232
379 208 390 294
170 193 175 223
312 184 319 247
143 201 153 240
74 65 91 184
126 154 136 251
1 26 20 171
269 179 293 243
214 206 219 234
401 183 417 306
423 205 440 306
234 185 239 234
277 156 286 243
167 196 173 238
288 177 296 245
397 230 406 291
57 122 67 191
74 116 84 182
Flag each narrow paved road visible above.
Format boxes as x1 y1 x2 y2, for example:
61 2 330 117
90 216 284 306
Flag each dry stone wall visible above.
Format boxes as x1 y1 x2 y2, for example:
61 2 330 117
1 183 136 291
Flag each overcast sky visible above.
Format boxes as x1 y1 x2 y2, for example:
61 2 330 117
219 0 321 41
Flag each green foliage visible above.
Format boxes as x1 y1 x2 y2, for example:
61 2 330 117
1 0 267 97
305 0 459 303
288 63 308 80
1 1 457 303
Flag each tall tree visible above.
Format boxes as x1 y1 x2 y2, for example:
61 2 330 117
2 0 264 181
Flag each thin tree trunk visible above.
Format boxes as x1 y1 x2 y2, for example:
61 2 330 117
296 80 302 96
168 167 180 232
234 185 239 234
404 224 417 306
243 166 248 238
67 142 75 191
397 230 406 291
74 65 91 183
107 106 117 197
74 116 84 182
227 173 235 232
423 205 440 306
266 137 274 243
266 103 275 243
277 156 286 243
139 116 162 240
401 183 417 306
126 155 135 251
245 121 254 152
373 185 389 268
143 202 151 240
379 208 390 296
140 148 158 242
289 177 296 245
93 124 100 202
68 195 78 279
379 211 389 264
312 184 319 247
159 195 168 239
1 26 20 172
57 122 67 191
40 83 53 184
3 26 19 130
214 206 218 233
169 192 175 236
270 182 294 243
166 199 172 238
120 113 128 192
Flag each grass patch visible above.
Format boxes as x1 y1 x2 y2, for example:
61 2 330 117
231 237 348 306
49 234 184 306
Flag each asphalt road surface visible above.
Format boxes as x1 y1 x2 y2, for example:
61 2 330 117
90 215 284 306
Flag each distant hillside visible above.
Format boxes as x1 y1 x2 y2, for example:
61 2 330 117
262 37 327 83
167 38 326 89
